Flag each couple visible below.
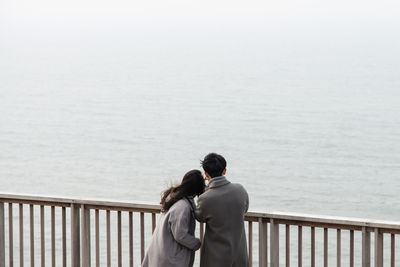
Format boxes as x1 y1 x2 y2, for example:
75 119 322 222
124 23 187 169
142 153 250 267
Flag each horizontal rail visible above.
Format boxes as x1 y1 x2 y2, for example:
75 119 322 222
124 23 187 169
0 193 160 212
246 211 400 232
1 193 400 232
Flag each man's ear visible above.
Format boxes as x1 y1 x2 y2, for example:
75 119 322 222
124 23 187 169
222 168 226 175
204 172 211 180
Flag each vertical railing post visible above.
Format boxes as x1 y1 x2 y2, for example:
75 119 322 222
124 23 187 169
19 204 24 267
9 203 13 267
258 218 268 267
30 205 34 267
95 210 100 267
362 227 371 267
270 219 279 267
51 206 55 267
199 221 204 258
106 210 111 267
337 229 341 267
286 224 290 267
311 227 315 267
200 223 204 242
374 228 383 267
391 234 395 267
62 207 67 267
71 203 80 267
350 230 354 267
81 205 91 267
324 228 328 267
40 205 45 267
140 212 145 263
129 212 133 267
248 221 253 267
298 226 302 267
151 213 156 234
0 203 5 267
117 211 122 267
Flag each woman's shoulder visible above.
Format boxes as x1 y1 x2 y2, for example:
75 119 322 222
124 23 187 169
169 198 193 213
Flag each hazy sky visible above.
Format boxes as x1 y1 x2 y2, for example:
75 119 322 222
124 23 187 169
2 0 400 27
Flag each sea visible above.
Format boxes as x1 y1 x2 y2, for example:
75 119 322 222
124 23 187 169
1 9 400 266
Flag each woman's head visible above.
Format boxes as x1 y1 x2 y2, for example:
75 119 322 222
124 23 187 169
160 169 205 212
179 169 206 196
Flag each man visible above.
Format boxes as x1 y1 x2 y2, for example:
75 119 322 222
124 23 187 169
195 153 249 267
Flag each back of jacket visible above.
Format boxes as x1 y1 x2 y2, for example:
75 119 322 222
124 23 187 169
195 176 249 267
142 198 200 267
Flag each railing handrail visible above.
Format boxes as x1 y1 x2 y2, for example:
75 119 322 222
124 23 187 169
1 192 400 231
247 211 400 231
0 193 161 211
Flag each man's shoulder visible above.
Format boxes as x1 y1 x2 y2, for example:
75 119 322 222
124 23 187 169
227 182 248 193
199 181 247 199
198 188 213 200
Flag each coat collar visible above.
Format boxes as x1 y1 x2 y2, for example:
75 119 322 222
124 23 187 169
185 196 196 210
208 176 230 189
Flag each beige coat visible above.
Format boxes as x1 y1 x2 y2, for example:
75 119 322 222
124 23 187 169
142 197 201 267
195 176 249 267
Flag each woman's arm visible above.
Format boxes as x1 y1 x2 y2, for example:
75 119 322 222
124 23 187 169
169 203 201 250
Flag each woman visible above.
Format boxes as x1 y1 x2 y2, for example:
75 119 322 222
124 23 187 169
142 169 205 267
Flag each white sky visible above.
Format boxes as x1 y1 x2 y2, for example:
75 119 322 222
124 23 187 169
1 0 399 47
2 0 400 24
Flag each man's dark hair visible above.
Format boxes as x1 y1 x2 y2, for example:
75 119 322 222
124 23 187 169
201 153 227 178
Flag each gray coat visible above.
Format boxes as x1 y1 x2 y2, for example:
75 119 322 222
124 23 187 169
142 197 201 267
195 176 249 267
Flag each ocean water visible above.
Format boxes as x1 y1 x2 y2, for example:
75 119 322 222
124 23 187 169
1 18 400 222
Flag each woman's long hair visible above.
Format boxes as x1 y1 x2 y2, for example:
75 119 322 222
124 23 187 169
160 170 205 212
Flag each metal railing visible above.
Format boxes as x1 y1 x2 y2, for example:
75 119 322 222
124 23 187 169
0 193 399 267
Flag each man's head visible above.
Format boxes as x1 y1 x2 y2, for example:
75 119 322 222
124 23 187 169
201 153 227 179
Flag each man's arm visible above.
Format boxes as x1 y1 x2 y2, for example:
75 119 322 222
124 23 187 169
244 190 249 213
194 195 207 222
